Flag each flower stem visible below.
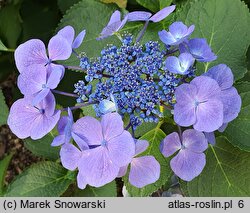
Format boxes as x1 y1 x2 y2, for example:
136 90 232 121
136 21 149 43
63 102 97 111
52 89 78 98
63 65 84 71
160 102 173 111
164 48 178 56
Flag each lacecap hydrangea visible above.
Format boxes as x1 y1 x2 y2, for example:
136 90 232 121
8 5 241 189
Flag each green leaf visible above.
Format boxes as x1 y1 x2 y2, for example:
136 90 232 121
124 124 171 196
0 40 8 51
136 0 172 12
235 81 250 94
5 161 73 197
223 91 250 151
0 4 22 48
134 122 157 138
0 153 13 195
58 0 119 66
57 0 81 14
81 105 96 117
73 181 117 196
24 133 60 161
0 90 9 125
176 0 250 81
20 0 60 44
184 137 250 196
101 0 127 8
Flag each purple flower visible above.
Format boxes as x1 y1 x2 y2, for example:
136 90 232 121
118 139 160 188
204 64 241 123
97 10 128 40
203 64 241 144
161 129 208 181
17 64 62 105
57 25 86 49
180 38 217 62
14 34 71 76
158 22 195 46
127 5 176 23
61 112 135 188
165 53 195 75
174 76 224 132
7 93 61 140
51 108 74 147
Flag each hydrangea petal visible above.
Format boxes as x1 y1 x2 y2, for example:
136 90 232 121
108 131 135 167
194 99 224 132
107 10 121 25
127 11 152 21
47 68 62 89
174 102 196 127
149 5 176 22
101 112 124 141
51 135 66 146
72 116 103 145
71 133 89 151
158 30 176 45
129 156 160 188
170 150 206 181
48 34 72 61
57 25 75 45
14 39 48 73
8 98 39 139
161 132 181 157
135 140 149 155
182 129 208 152
204 64 234 90
191 76 221 101
17 65 47 95
175 83 197 105
57 116 68 135
78 147 120 187
32 88 50 106
188 38 217 62
60 144 81 170
218 123 228 132
169 22 188 37
99 99 117 114
221 87 241 123
77 172 87 189
165 56 182 74
179 53 195 73
117 165 128 177
72 30 86 49
204 132 216 145
30 109 61 140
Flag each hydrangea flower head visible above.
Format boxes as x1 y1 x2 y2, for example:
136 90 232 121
8 93 61 140
161 129 208 181
18 64 62 105
158 22 195 46
180 38 217 62
165 53 195 75
118 139 160 188
14 34 71 75
60 112 135 188
97 10 128 40
174 76 224 132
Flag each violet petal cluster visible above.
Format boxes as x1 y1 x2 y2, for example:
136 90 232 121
161 129 208 181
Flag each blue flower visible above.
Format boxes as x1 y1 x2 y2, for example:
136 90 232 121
158 22 195 46
165 53 195 75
